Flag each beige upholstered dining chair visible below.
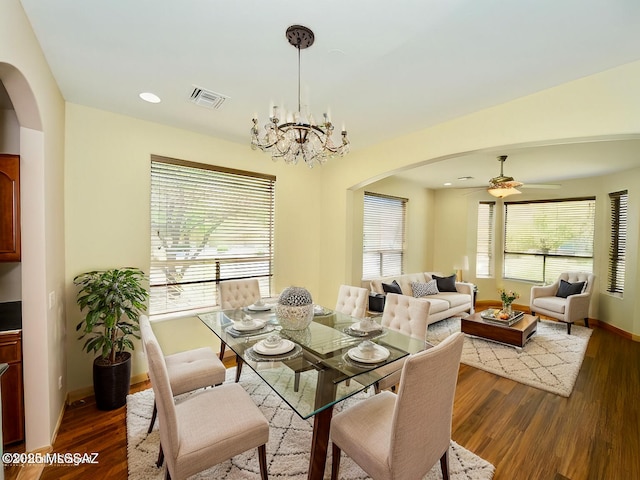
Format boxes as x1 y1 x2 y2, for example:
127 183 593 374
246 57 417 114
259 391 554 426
218 278 262 310
373 293 430 393
139 315 227 467
330 332 464 480
335 284 369 319
530 271 595 334
143 322 270 480
218 278 262 382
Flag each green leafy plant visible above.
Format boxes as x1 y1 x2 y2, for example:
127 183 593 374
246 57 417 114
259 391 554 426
498 288 520 306
74 268 149 365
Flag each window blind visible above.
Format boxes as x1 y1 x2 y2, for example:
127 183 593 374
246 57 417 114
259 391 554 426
504 198 595 283
476 201 495 277
608 190 627 295
150 156 275 315
362 192 407 279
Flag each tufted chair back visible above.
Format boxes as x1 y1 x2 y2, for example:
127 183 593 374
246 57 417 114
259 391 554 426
218 279 261 309
335 284 369 319
380 293 430 340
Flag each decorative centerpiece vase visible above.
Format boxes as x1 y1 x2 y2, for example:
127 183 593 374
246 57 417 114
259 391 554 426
276 286 314 330
502 302 513 316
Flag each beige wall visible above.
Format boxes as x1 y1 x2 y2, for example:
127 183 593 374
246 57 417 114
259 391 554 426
64 104 327 391
1 0 66 451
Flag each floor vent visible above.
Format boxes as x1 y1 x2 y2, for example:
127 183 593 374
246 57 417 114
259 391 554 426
189 86 228 109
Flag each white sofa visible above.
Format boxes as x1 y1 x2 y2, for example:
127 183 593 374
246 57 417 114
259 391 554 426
369 272 474 326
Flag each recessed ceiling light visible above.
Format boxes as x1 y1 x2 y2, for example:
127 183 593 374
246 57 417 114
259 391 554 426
139 92 161 103
444 182 452 186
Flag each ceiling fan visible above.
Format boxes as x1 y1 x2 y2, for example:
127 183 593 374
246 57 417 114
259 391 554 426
487 155 523 198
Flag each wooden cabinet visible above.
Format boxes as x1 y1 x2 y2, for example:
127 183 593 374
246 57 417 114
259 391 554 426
0 330 24 445
0 154 21 262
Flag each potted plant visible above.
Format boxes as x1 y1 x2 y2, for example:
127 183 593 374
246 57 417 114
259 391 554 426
74 267 149 410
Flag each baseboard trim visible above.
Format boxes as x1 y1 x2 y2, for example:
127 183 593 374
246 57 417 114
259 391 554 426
16 445 52 480
67 372 150 405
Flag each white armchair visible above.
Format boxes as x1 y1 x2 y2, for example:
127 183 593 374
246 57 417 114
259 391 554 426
530 272 595 334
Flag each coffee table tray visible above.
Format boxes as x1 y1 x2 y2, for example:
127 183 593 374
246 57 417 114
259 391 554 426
481 309 524 326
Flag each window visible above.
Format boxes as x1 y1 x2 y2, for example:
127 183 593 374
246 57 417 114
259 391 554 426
504 198 595 283
476 201 495 277
608 190 627 295
150 156 275 315
362 192 407 279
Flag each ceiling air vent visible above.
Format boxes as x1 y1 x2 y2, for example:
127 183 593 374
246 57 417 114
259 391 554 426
189 86 228 110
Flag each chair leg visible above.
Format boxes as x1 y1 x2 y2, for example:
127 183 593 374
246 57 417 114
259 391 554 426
567 322 572 335
584 317 590 328
331 442 341 480
294 371 300 392
374 382 381 395
440 449 450 480
258 444 268 480
219 342 226 361
148 402 157 434
156 443 164 468
235 356 243 382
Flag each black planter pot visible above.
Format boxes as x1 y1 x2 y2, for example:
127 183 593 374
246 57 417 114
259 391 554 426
93 352 132 411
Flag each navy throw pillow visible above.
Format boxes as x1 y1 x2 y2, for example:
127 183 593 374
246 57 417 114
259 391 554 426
556 279 585 298
433 274 457 292
381 280 402 294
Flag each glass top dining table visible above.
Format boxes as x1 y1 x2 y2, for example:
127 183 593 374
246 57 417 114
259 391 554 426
199 305 428 480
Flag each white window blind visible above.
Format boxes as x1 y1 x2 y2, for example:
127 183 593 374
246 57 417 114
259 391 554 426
476 201 495 277
608 190 627 295
150 156 275 315
504 198 595 283
362 192 407 279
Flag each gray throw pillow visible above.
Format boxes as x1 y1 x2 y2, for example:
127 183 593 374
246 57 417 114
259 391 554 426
433 274 457 292
412 280 439 297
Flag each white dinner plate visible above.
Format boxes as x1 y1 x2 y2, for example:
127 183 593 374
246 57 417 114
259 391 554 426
247 303 272 312
351 321 382 333
347 345 390 364
253 339 296 356
233 318 267 331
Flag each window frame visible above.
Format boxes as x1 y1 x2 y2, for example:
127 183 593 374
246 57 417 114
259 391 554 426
150 155 276 315
476 201 495 278
362 192 407 280
607 190 627 295
503 197 595 283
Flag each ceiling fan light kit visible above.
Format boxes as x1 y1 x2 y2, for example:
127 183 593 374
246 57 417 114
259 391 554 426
488 155 523 198
250 25 350 168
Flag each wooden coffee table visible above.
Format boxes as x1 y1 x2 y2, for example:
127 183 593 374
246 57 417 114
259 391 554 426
461 312 538 349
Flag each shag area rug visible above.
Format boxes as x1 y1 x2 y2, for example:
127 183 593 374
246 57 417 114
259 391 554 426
127 368 495 480
426 317 592 397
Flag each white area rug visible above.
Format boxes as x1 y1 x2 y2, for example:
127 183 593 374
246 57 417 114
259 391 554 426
427 318 592 397
127 368 495 480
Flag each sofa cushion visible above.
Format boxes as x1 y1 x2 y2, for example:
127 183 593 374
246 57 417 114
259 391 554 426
382 280 402 294
411 280 439 297
556 279 585 298
532 296 566 314
421 298 449 314
431 292 470 309
433 274 457 292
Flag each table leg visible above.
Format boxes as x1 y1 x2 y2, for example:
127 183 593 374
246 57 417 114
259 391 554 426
308 406 334 480
307 367 340 480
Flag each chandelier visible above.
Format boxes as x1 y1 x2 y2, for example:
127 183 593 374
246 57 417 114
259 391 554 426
251 25 350 168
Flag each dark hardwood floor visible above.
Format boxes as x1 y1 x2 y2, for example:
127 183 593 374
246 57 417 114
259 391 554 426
7 325 639 480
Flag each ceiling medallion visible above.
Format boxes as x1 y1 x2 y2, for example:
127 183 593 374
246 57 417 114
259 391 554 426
251 25 350 168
